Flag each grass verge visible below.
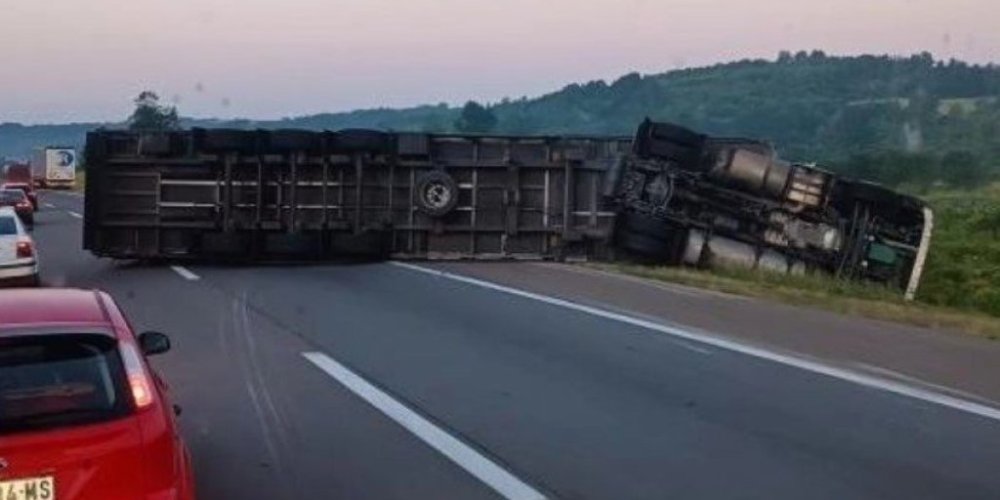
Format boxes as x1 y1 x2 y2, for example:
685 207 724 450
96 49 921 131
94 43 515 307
73 170 86 192
587 262 1000 340
591 184 1000 338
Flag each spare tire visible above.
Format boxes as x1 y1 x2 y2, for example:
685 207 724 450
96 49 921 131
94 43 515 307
414 170 459 217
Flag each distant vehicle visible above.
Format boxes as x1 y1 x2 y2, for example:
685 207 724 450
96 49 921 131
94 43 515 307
31 147 77 189
0 206 38 286
3 163 32 185
82 121 932 297
0 289 196 499
1 182 38 211
0 189 34 229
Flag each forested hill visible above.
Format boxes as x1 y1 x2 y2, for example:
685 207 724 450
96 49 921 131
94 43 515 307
498 52 999 155
3 52 998 185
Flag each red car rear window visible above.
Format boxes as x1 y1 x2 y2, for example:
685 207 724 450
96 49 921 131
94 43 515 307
0 190 26 203
0 334 131 434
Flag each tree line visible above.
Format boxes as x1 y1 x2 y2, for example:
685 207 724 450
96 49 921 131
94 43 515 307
105 52 1000 191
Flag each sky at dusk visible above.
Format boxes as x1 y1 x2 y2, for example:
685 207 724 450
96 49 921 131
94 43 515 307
1 0 998 124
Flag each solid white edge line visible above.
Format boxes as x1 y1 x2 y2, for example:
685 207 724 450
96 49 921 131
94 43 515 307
67 211 83 219
170 265 200 281
389 262 1000 423
302 352 546 500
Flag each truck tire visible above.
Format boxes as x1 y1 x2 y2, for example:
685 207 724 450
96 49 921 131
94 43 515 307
415 170 459 217
635 120 706 163
646 121 705 148
646 142 702 166
620 212 672 240
616 232 671 258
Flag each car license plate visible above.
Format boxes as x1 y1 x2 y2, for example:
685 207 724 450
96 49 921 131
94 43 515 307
0 476 55 500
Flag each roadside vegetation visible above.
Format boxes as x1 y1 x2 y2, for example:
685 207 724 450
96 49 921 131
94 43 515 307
918 184 1000 317
595 183 1000 338
73 169 86 192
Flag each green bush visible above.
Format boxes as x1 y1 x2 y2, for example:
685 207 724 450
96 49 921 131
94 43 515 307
918 185 1000 316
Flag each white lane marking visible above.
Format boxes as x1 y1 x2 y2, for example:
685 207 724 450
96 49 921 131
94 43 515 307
170 265 200 281
67 211 83 219
43 203 55 209
303 352 547 500
390 262 1000 423
541 263 750 302
670 339 713 356
854 363 1000 407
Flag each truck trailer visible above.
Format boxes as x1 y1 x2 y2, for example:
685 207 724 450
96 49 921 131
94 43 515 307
82 121 932 298
32 147 78 189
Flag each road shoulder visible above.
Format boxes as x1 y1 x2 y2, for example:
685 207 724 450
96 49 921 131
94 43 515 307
419 261 1000 404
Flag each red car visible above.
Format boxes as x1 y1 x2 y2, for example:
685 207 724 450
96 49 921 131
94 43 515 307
0 289 195 500
0 190 34 229
0 183 38 211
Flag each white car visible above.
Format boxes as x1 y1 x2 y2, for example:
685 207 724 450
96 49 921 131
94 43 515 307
0 206 39 286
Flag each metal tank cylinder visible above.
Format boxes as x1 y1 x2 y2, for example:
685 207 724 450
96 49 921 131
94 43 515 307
709 148 791 200
682 229 802 275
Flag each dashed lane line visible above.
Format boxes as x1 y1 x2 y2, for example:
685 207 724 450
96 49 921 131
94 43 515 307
303 352 547 500
170 266 200 281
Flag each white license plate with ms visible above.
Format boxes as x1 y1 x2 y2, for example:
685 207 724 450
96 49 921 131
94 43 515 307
0 476 55 500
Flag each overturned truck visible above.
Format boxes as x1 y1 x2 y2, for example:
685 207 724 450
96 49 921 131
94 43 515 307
83 121 932 297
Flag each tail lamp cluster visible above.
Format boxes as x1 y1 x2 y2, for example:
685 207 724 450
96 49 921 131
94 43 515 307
16 240 33 258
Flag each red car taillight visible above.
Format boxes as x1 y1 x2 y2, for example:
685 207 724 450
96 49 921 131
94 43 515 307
120 343 155 409
16 240 33 258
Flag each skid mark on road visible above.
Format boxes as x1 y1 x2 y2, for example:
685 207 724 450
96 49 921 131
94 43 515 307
304 351 547 500
391 262 1000 423
213 293 300 494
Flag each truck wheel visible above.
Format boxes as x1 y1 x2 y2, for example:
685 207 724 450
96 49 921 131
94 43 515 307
616 232 670 258
415 171 459 217
647 122 705 148
636 121 706 164
646 142 702 166
620 212 672 240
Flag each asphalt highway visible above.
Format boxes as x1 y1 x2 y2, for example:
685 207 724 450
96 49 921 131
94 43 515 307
26 191 1000 500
